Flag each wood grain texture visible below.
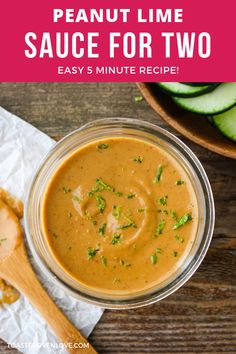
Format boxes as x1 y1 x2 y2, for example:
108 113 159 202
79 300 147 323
0 240 97 354
0 82 235 354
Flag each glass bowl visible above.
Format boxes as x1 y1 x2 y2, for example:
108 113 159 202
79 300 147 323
25 118 215 309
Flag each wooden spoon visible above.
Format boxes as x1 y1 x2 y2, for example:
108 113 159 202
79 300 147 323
0 199 97 354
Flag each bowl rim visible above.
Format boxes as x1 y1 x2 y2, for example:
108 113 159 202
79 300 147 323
137 82 236 159
24 117 215 309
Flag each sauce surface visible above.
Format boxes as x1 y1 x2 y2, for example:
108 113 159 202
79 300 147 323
42 137 198 294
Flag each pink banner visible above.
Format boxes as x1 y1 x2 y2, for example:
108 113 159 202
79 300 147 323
0 0 235 81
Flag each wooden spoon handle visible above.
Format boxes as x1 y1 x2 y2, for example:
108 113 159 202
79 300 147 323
0 243 97 354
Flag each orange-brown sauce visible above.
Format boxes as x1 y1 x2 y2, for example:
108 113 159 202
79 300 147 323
42 138 198 295
0 188 23 219
0 279 19 305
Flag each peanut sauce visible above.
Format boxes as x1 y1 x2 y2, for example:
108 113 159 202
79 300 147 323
42 137 198 295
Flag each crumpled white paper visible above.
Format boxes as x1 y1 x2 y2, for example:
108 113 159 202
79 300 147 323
0 107 103 354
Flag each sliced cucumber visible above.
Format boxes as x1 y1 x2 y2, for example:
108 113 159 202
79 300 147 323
173 83 236 115
212 105 236 142
156 82 217 97
183 82 217 87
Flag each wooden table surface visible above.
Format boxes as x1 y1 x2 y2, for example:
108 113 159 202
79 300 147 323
0 83 235 354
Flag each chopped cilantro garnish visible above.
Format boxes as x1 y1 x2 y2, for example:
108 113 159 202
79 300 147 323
125 193 136 199
62 187 71 194
138 208 145 213
97 143 109 150
72 195 81 203
151 253 158 265
133 156 144 163
163 210 169 215
134 95 143 102
151 247 164 264
88 178 114 197
101 256 107 267
155 220 166 236
113 205 122 221
93 220 97 226
111 233 122 245
124 213 136 222
84 210 92 220
88 187 100 197
157 196 168 206
87 247 99 259
173 251 178 257
154 165 163 183
171 211 178 220
173 213 192 230
175 235 184 243
115 213 137 230
115 191 123 197
120 259 131 267
96 178 114 192
98 223 107 236
96 195 106 214
118 222 137 230
176 180 185 185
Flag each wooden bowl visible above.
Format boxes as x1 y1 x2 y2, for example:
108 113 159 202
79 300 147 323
137 83 236 159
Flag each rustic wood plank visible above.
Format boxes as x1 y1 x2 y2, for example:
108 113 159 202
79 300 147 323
0 82 235 354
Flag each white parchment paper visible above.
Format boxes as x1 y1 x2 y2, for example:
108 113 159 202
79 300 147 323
0 107 103 354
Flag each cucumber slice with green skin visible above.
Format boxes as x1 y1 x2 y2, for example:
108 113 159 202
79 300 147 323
212 105 236 142
183 82 218 87
173 83 236 115
156 82 217 97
